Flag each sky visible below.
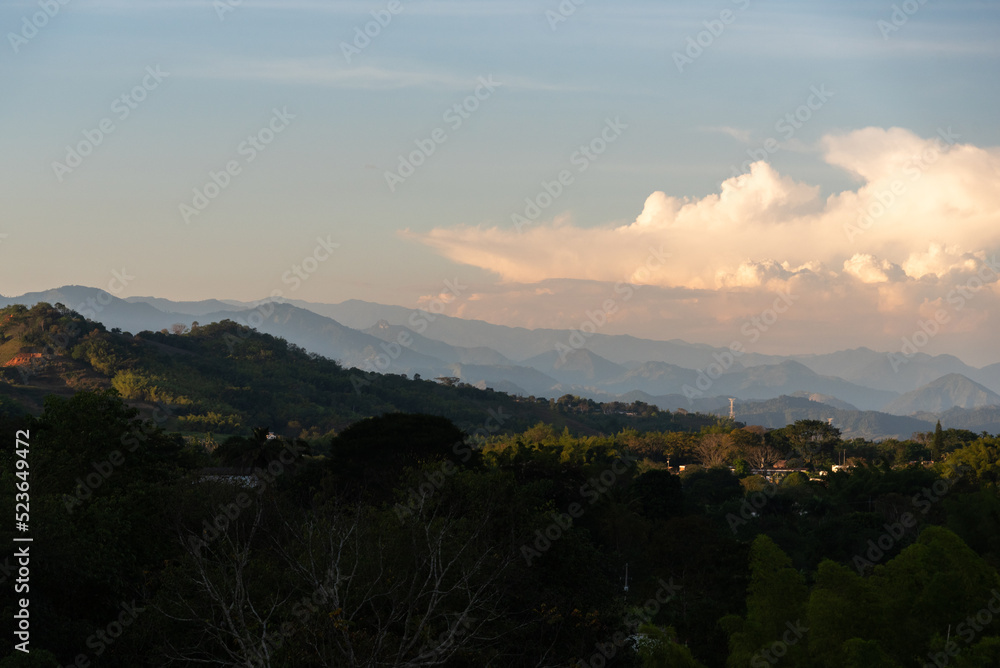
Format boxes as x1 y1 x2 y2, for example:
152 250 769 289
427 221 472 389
2 0 1000 364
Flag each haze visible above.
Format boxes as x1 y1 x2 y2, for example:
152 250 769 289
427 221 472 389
3 0 999 364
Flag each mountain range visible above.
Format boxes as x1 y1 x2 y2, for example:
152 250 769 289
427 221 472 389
3 285 1000 438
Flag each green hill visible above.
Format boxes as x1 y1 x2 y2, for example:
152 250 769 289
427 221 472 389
0 302 717 440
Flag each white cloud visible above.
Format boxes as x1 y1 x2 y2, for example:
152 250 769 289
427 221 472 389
400 127 1000 363
842 254 905 284
408 127 1000 302
716 260 797 289
902 244 984 280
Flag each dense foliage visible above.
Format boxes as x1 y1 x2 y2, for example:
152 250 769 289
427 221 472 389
1 303 1000 666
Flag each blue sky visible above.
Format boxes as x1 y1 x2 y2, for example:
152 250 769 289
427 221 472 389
3 0 1000 362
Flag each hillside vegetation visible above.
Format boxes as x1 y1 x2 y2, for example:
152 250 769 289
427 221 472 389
3 304 1000 666
0 303 716 441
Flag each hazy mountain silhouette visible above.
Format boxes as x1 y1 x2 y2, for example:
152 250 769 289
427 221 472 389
6 287 1000 421
883 373 1000 415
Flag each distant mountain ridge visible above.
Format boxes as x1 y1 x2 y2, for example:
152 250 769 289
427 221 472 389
522 348 627 387
786 346 1000 395
4 286 1000 436
361 320 513 367
285 298 1000 395
883 373 1000 415
702 395 938 440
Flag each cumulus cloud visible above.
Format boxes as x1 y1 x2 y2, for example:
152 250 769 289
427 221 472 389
717 260 795 289
403 127 1000 363
842 254 905 284
407 127 1000 297
901 244 986 279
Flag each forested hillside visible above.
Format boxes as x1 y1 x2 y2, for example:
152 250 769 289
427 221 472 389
0 303 715 441
2 304 1000 666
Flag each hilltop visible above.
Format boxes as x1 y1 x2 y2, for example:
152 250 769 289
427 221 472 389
0 302 717 440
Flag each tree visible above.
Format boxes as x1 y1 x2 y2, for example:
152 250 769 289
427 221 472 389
155 503 285 666
3 390 188 660
215 429 297 472
326 413 468 500
944 437 1000 486
682 467 743 509
156 476 519 667
637 625 706 667
694 433 734 468
954 637 1000 667
777 420 841 465
870 526 1000 662
733 458 751 477
111 369 153 400
631 469 684 520
33 390 184 494
621 428 673 463
743 443 783 470
730 426 764 452
721 535 809 668
932 420 944 460
839 639 901 668
806 560 883 666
